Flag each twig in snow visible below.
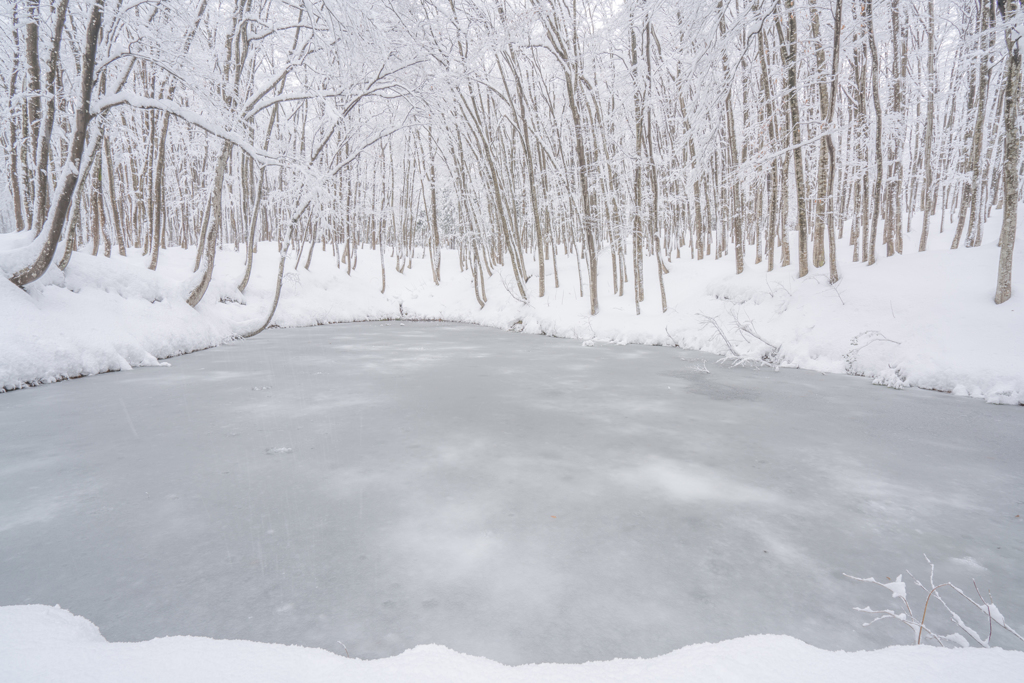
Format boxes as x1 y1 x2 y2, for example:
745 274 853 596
501 276 528 305
697 313 741 357
665 326 682 347
831 280 845 305
697 312 780 369
843 331 902 375
846 555 1024 649
730 311 781 370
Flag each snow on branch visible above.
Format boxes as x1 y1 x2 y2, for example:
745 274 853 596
696 312 781 370
91 93 280 166
846 556 1024 649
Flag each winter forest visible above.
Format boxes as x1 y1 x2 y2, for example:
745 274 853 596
1 0 1023 681
2 0 1021 309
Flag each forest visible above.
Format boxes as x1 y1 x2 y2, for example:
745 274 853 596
1 0 1021 326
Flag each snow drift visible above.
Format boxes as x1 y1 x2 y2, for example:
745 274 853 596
2 216 1023 403
1 605 1021 683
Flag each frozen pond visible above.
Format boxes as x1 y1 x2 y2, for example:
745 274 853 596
1 322 1022 663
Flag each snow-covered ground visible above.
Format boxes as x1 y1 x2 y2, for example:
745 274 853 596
2 605 1021 683
2 209 1023 402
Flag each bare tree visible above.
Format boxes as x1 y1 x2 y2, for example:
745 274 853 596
995 0 1021 304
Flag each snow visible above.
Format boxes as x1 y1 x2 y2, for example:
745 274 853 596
2 209 1023 402
951 557 989 573
1 605 1021 683
884 576 908 600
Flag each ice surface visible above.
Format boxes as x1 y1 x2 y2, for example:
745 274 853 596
0 322 1022 665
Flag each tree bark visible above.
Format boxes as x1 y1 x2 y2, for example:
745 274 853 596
631 13 644 314
186 141 232 307
919 0 937 251
9 0 103 288
866 0 885 266
995 0 1020 304
780 1 809 277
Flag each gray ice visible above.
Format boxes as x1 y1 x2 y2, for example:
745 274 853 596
0 322 1021 663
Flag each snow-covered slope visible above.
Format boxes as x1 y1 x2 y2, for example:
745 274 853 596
2 212 1023 402
1 605 1021 683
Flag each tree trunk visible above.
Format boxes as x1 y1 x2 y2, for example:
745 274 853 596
631 15 644 315
9 0 103 288
148 112 172 269
8 2 26 233
780 1 809 277
186 141 233 307
995 0 1020 304
953 4 993 249
919 0 936 251
866 0 885 266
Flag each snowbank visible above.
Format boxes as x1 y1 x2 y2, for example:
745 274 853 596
2 210 1023 402
1 605 1021 683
